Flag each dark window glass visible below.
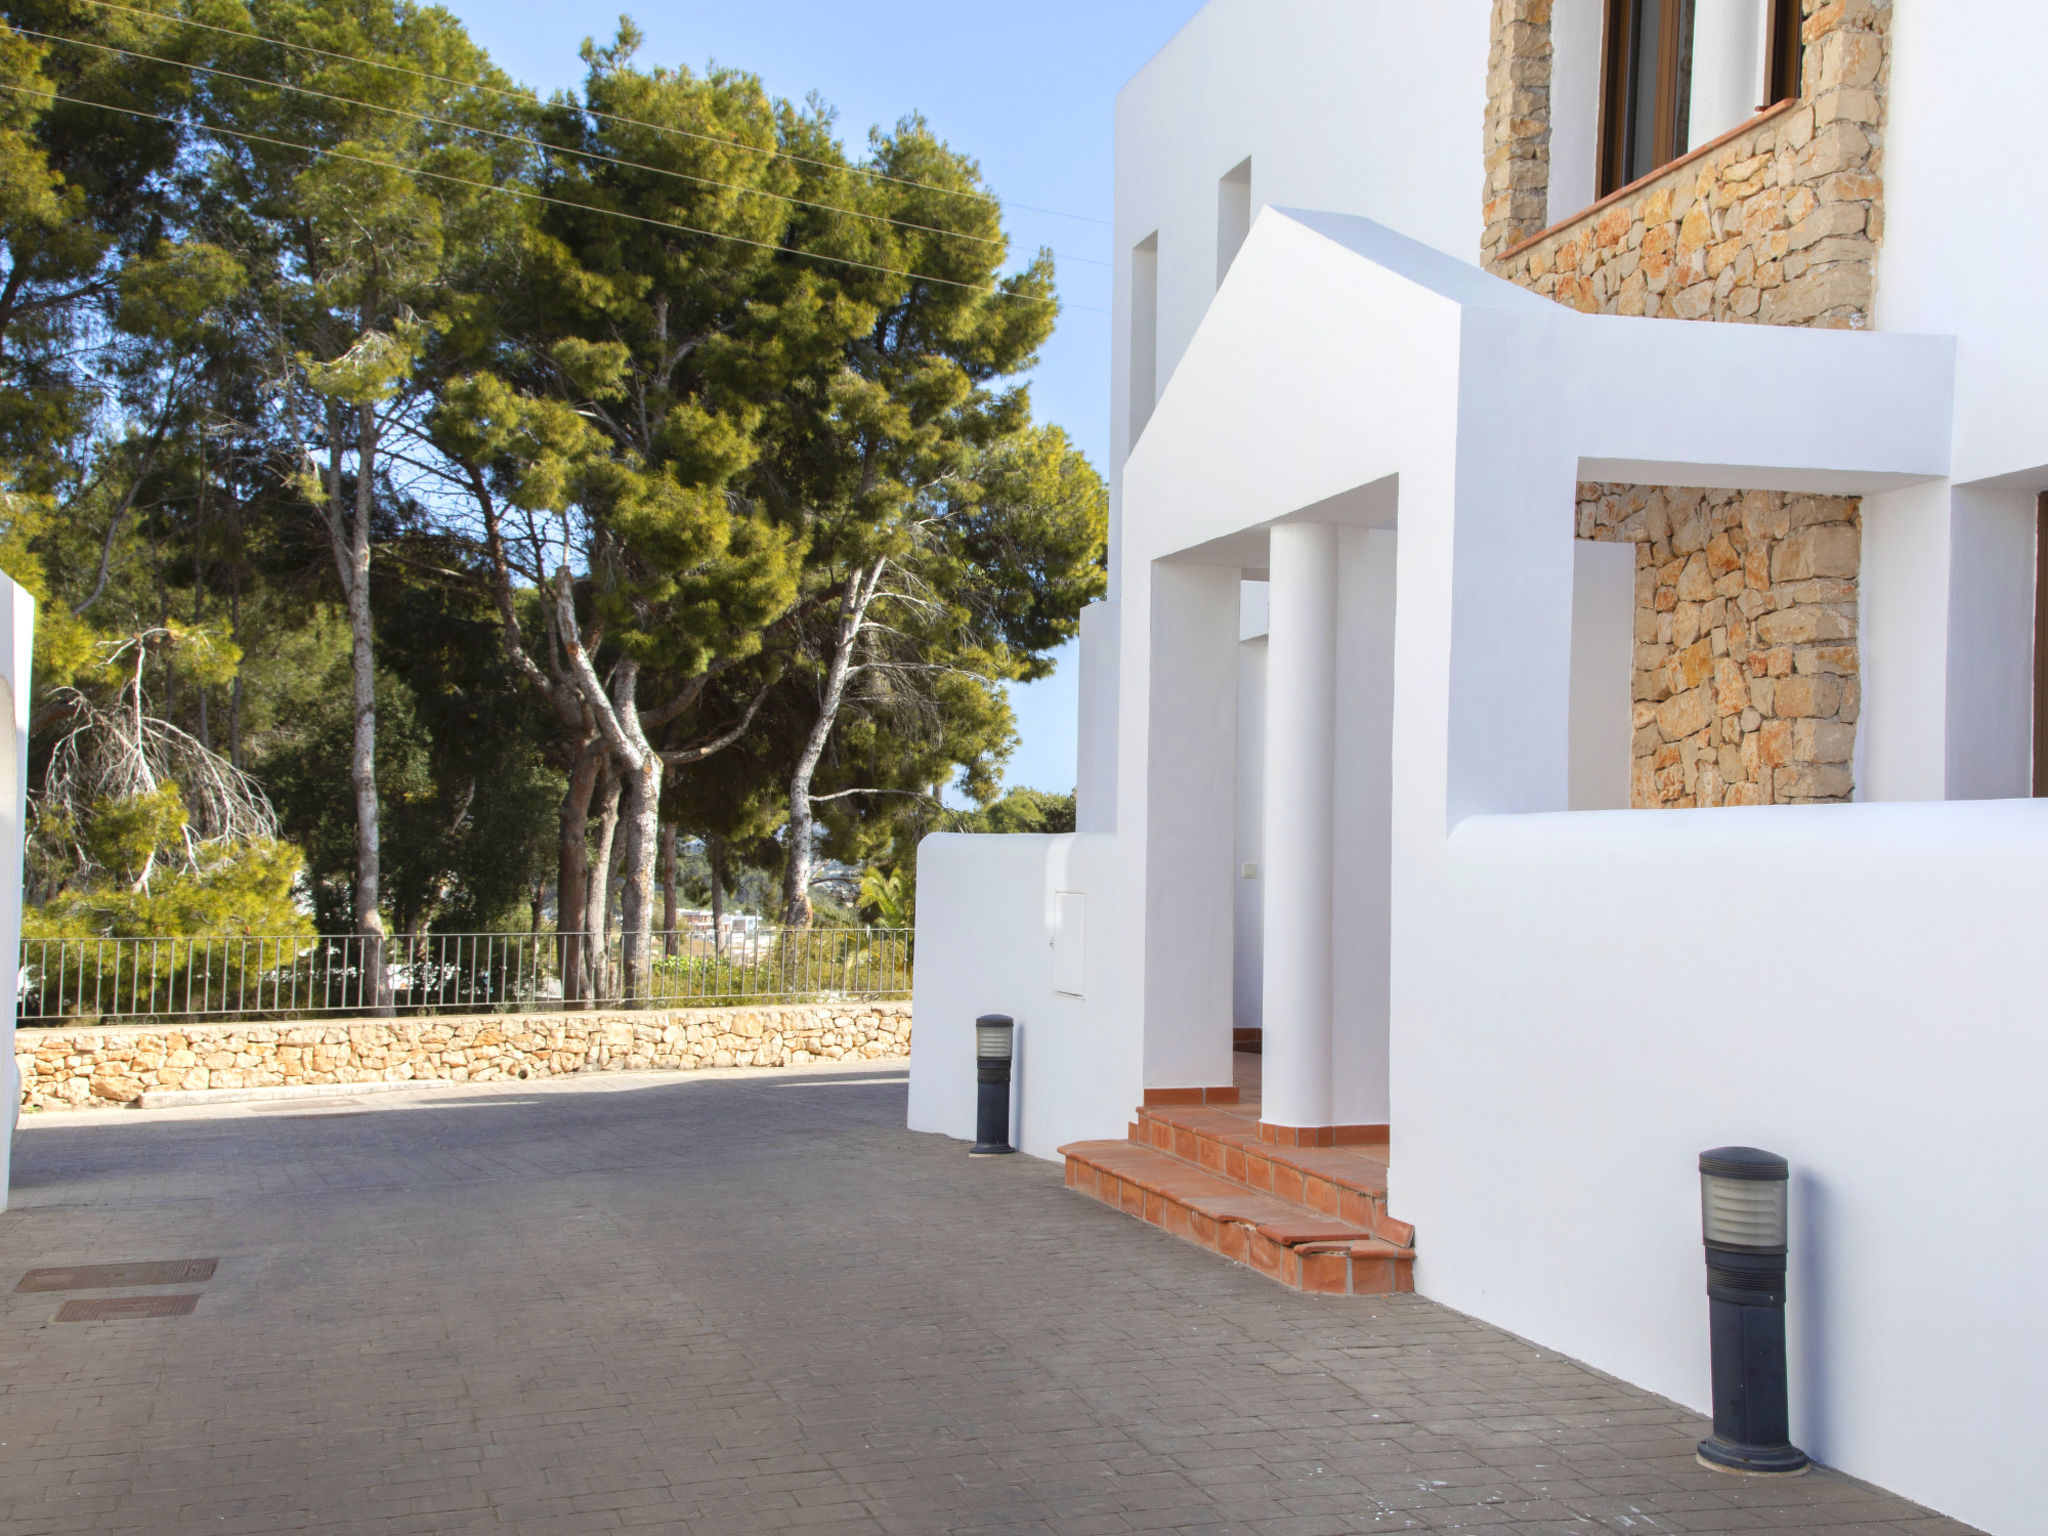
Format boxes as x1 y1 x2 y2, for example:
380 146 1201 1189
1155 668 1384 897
1601 0 1716 195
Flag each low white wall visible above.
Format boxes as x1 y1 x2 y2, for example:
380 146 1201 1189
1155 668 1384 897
1402 798 2048 1536
908 832 1134 1161
0 574 32 1206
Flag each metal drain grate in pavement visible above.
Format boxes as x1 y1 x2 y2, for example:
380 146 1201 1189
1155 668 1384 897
18 1258 218 1292
54 1295 201 1321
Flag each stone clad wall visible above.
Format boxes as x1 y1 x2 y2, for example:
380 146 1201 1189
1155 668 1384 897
1481 0 1555 272
16 1002 913 1112
1580 483 1860 807
1482 0 1889 329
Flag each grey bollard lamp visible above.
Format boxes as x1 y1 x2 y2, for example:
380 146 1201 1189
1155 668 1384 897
970 1014 1016 1157
1696 1147 1810 1475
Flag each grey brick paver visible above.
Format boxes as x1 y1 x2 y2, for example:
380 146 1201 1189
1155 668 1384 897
0 1065 1985 1536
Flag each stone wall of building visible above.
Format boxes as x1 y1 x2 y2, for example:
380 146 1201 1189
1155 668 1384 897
1482 0 1889 329
16 1002 913 1112
1581 483 1860 807
1481 0 1555 271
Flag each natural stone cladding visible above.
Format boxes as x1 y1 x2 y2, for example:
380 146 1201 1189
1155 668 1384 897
1483 0 1889 329
1580 483 1860 808
1482 0 1554 271
16 1002 912 1112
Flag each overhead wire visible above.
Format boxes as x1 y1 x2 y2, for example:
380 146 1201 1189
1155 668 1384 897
63 0 1113 228
2 80 1106 311
13 22 1108 265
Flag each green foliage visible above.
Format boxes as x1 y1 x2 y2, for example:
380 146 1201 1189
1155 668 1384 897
26 836 308 942
262 652 558 934
962 786 1077 836
8 0 1105 952
77 783 188 888
857 864 911 927
645 927 909 1002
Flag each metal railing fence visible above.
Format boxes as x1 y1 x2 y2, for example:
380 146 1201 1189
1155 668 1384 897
18 925 913 1025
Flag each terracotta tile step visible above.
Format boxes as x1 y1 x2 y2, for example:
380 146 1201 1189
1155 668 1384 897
1060 1140 1414 1297
1131 1105 1414 1246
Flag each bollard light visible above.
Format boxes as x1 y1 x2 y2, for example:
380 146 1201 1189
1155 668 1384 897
1696 1147 1809 1475
970 1014 1016 1157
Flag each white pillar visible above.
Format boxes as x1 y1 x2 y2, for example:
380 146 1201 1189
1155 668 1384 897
1140 562 1242 1094
1261 523 1338 1130
0 572 34 1206
1330 526 1398 1129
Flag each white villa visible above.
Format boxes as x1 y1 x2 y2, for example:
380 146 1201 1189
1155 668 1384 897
909 3 2048 1532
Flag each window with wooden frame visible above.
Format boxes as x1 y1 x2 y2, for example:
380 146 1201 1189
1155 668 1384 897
1598 0 1803 199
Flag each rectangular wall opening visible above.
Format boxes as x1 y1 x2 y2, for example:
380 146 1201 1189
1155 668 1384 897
1130 232 1159 444
1216 157 1251 286
1580 482 1861 807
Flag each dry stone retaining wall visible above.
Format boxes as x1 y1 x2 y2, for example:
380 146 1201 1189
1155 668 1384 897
1580 483 1860 808
16 1002 912 1112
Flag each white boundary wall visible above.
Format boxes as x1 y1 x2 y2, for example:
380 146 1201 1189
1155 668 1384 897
0 572 32 1207
908 833 1132 1162
1411 802 2048 1533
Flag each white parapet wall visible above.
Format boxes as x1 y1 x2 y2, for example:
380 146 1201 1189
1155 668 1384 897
0 573 31 1205
1402 799 2048 1536
908 832 1132 1162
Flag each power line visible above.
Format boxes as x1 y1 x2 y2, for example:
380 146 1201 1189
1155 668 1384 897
15 22 1108 266
64 0 1113 229
5 80 1102 313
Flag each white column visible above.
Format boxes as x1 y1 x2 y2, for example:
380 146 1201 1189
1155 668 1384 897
1330 527 1398 1129
1140 562 1242 1094
1261 523 1338 1130
0 572 33 1207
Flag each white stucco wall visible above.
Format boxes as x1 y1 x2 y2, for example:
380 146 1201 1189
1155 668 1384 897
923 8 2048 1526
1879 2 2048 488
1567 540 1636 811
1123 205 1987 1528
1410 803 2048 1536
0 573 32 1205
1110 0 1491 590
1074 600 1121 835
907 832 1133 1161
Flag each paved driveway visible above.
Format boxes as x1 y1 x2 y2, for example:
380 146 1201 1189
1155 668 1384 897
0 1065 1972 1535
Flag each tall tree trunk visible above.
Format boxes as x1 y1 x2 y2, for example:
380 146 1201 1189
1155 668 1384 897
227 505 245 770
585 758 622 1003
193 443 210 750
782 562 885 928
616 745 662 1000
556 741 601 1006
660 823 679 957
551 574 667 1002
548 574 768 997
708 833 725 954
324 397 389 1015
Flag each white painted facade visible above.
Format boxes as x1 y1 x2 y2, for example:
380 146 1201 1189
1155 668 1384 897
911 5 2048 1531
0 572 32 1206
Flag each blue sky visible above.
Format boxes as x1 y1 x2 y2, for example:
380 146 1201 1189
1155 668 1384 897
437 0 1207 797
